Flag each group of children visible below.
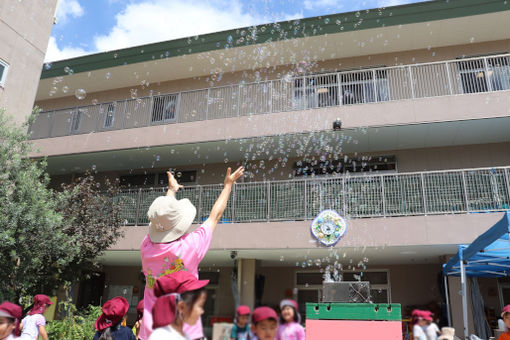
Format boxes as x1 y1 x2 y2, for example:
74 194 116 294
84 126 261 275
411 309 448 340
0 294 52 340
230 299 305 340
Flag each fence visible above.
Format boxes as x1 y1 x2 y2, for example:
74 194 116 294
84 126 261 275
30 54 510 139
113 166 510 225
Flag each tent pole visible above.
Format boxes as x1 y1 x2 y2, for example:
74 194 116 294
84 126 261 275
444 274 452 327
460 257 469 340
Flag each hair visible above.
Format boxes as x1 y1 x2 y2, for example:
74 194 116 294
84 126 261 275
178 288 206 315
279 305 299 324
98 323 121 340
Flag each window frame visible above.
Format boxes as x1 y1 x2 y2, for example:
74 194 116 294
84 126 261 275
103 102 116 129
0 59 9 87
151 94 178 124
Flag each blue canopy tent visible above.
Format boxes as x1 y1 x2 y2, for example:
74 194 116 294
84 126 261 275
443 212 510 339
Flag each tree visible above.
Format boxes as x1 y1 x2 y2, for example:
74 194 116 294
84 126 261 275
0 109 124 301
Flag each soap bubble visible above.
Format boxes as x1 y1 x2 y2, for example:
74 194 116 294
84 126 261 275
62 86 69 93
282 72 293 83
44 63 52 70
64 66 74 75
74 88 87 100
105 72 111 80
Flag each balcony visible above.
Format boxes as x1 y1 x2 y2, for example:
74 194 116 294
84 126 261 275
30 54 510 140
115 166 510 225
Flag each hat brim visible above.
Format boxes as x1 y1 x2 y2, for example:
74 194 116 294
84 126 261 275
0 310 14 319
149 198 197 243
180 279 209 293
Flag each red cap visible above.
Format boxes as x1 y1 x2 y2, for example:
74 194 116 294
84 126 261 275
154 271 209 297
422 311 433 321
502 305 510 317
152 271 209 329
95 297 129 331
236 305 251 315
252 306 278 324
0 301 22 336
280 299 298 310
28 294 53 315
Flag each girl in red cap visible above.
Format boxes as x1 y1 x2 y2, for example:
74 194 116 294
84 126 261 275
149 270 209 340
411 309 427 340
276 299 304 340
0 301 22 340
230 305 251 340
93 297 136 340
498 305 510 340
19 294 52 340
133 299 144 339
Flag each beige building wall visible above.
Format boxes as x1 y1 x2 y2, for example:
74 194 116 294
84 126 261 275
0 0 57 125
34 39 510 112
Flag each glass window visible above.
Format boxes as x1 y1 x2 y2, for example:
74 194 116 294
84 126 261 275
0 59 8 87
152 94 178 123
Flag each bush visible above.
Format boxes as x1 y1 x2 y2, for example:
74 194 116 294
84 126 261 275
46 300 102 340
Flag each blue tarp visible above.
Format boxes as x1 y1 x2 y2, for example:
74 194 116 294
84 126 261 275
444 212 510 278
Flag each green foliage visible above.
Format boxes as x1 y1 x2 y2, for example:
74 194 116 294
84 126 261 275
46 300 102 340
0 109 124 301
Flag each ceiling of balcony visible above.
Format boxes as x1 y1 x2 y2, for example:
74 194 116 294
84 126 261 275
36 10 510 101
100 244 456 267
44 116 510 175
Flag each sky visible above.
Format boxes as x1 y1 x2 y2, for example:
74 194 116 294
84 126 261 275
46 0 425 62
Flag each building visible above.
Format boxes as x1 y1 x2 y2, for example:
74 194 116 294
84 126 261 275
0 0 58 125
30 0 510 337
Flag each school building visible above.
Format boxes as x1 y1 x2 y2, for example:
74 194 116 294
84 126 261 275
28 0 510 337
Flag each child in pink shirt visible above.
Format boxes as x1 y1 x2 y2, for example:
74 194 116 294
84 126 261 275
276 299 305 340
139 167 244 340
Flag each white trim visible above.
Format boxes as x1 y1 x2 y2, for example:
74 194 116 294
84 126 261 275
0 59 9 87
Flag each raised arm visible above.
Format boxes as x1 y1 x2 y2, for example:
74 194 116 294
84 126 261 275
205 166 244 232
166 171 183 197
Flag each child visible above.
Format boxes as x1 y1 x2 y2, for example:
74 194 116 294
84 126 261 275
149 270 209 340
498 305 510 340
411 309 427 340
140 166 244 340
0 301 22 340
133 299 144 339
230 305 251 340
93 296 135 340
276 299 305 340
424 311 440 340
19 294 53 340
251 307 279 340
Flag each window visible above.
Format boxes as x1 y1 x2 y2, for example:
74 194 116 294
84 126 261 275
294 155 396 177
157 170 197 185
103 103 115 128
119 173 156 187
0 59 8 87
151 94 178 123
341 69 389 104
456 54 510 93
293 74 339 109
70 109 83 132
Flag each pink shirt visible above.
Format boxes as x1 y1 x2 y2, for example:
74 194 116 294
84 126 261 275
276 322 305 340
139 223 213 340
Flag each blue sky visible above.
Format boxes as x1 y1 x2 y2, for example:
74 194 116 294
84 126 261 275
47 0 425 62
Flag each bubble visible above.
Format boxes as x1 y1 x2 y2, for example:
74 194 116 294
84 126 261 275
280 256 284 262
64 66 74 75
224 158 229 163
92 99 98 105
176 171 182 178
91 164 96 170
170 149 175 154
105 72 111 80
130 89 137 99
282 72 293 83
470 37 475 43
156 155 160 161
227 35 233 43
44 63 52 70
62 85 69 93
336 19 342 25
113 53 118 58
355 11 360 17
74 88 87 100
324 18 330 24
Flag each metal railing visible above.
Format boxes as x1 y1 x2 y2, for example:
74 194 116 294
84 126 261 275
30 54 510 140
114 166 510 225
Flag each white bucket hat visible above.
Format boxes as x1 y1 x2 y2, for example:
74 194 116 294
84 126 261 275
438 327 455 340
147 196 197 243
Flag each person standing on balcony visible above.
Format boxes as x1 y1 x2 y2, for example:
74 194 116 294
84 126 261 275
139 166 245 340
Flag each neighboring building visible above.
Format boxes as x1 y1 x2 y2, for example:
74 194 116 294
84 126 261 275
0 0 58 125
30 0 510 337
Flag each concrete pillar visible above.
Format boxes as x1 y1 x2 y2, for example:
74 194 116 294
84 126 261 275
238 259 256 310
448 276 475 338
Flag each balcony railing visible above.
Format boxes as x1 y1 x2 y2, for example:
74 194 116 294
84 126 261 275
115 166 510 225
30 54 510 140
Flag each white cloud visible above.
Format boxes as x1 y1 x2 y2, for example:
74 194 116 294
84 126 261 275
94 0 268 52
303 0 343 11
45 36 90 62
377 0 414 7
55 0 84 24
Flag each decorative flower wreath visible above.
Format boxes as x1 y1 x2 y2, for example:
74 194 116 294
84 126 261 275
311 210 347 247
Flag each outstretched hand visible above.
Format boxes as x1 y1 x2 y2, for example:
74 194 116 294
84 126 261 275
224 166 244 186
167 171 184 193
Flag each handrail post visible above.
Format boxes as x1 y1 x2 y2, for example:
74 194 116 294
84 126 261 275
267 182 271 222
48 110 56 137
206 88 210 120
148 93 154 126
237 84 241 117
342 177 347 216
134 188 142 225
445 61 454 95
420 173 427 215
461 171 470 212
337 72 342 106
176 92 181 123
304 180 308 219
381 175 386 217
504 168 510 208
408 65 415 99
198 186 203 223
372 69 378 103
483 57 493 92
231 184 236 223
269 81 273 113
122 99 127 129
